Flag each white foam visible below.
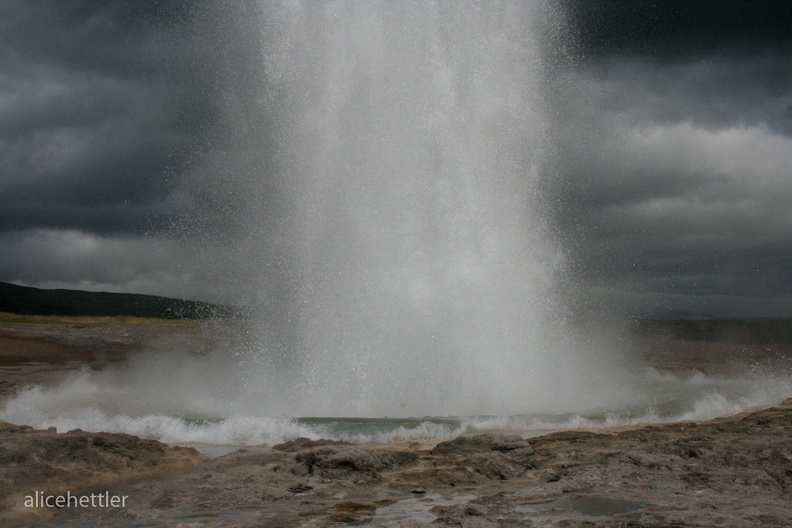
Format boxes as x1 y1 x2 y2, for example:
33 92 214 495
336 421 465 445
0 385 321 446
2 360 788 448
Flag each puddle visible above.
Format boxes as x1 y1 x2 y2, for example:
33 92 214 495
517 495 651 517
366 493 478 526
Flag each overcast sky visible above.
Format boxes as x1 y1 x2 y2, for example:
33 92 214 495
1 1 791 318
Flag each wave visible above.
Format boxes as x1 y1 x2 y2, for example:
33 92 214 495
1 365 789 450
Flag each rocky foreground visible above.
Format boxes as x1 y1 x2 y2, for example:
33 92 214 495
0 422 205 526
0 398 789 527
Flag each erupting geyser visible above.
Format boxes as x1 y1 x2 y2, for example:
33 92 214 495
228 1 615 417
3 2 790 448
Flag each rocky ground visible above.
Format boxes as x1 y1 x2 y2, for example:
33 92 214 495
0 318 790 527
2 401 791 527
0 422 206 526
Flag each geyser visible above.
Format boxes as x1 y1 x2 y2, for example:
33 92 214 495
4 3 792 448
229 1 617 418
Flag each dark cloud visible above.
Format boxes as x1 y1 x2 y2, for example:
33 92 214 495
573 55 792 137
551 0 792 316
0 1 194 77
0 1 288 303
0 0 218 236
565 0 792 61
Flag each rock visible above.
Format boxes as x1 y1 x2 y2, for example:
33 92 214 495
545 468 561 482
294 446 381 482
272 437 354 452
432 503 498 528
4 399 792 528
0 421 206 526
431 433 531 455
463 452 526 480
294 446 418 483
378 449 422 469
326 501 378 524
286 483 313 494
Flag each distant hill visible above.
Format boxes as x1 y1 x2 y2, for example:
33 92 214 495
0 282 241 320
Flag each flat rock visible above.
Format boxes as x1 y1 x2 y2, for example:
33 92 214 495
272 436 354 452
0 421 205 526
294 445 419 483
431 433 532 455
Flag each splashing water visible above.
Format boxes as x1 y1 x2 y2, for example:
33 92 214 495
225 0 619 418
2 360 789 450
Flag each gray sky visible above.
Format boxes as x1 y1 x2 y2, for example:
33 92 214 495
553 0 792 317
1 1 791 318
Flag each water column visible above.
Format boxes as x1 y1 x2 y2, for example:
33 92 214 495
250 1 579 417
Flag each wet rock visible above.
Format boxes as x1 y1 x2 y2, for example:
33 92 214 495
545 468 561 482
272 437 354 452
294 446 380 482
432 503 498 528
335 501 377 512
503 447 538 468
286 483 313 494
0 421 205 526
326 501 378 524
410 466 486 487
531 429 606 444
619 451 683 470
294 446 418 483
463 453 526 480
431 433 531 455
379 449 423 468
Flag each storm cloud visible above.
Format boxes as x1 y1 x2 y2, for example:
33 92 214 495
552 0 792 317
1 0 791 317
0 1 238 300
0 1 209 231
